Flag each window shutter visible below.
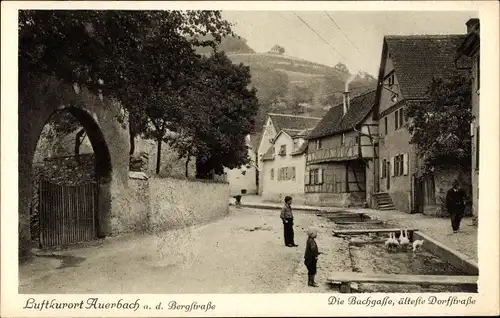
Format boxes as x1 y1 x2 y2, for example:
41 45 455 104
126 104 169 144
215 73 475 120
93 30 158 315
305 169 310 185
403 153 409 175
292 167 296 180
380 160 384 179
390 157 395 177
318 168 323 184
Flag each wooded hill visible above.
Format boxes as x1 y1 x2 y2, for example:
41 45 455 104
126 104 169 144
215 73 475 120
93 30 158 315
197 36 377 132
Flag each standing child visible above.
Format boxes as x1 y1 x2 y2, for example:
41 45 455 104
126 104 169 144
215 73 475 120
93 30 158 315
304 228 322 287
280 196 298 247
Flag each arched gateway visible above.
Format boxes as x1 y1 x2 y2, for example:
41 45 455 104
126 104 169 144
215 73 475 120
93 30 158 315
19 75 130 258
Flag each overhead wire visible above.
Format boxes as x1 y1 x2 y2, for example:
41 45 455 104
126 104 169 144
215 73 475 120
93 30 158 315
323 11 364 58
291 11 350 64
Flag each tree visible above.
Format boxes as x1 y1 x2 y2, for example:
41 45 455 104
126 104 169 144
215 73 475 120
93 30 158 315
19 10 235 154
170 52 259 179
333 62 350 79
406 74 473 172
289 85 314 113
269 44 285 55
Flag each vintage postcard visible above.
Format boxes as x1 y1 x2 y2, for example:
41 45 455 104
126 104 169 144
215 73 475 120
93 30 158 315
2 0 499 317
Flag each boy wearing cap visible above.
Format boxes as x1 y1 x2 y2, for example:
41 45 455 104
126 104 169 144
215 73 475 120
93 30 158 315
304 228 323 287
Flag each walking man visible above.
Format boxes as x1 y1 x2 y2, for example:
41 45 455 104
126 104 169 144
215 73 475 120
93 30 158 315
446 180 467 233
280 196 298 247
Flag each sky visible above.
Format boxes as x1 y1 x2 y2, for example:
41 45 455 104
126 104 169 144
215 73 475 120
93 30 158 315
221 11 478 76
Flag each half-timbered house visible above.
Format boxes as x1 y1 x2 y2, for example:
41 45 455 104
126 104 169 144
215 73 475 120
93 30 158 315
305 89 378 207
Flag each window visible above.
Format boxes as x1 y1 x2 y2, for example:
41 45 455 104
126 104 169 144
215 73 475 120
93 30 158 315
392 154 408 177
354 136 359 145
270 168 274 180
384 117 388 135
341 133 345 145
315 139 322 149
279 144 286 156
387 73 395 87
394 155 403 176
309 168 323 185
394 108 404 130
381 159 387 178
276 167 296 182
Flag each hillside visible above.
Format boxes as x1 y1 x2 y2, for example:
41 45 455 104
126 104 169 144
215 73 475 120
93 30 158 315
197 36 378 132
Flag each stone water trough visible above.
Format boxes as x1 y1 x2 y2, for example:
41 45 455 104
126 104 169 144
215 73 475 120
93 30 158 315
319 211 478 293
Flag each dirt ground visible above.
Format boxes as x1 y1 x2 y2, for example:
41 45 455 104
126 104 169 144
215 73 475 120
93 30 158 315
19 207 349 294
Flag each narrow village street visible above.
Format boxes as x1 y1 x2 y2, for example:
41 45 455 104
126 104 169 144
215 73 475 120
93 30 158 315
19 207 350 294
12 10 491 318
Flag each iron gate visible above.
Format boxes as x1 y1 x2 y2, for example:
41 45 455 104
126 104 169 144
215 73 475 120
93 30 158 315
38 180 98 247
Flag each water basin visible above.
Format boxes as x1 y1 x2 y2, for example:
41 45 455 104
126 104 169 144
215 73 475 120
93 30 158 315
348 243 476 293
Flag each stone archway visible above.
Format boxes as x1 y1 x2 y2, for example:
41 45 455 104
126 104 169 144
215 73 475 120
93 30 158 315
19 74 130 259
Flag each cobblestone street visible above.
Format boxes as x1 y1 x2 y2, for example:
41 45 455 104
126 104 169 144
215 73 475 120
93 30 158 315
19 207 348 294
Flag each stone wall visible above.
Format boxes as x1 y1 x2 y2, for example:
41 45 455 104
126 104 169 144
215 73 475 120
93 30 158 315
263 193 307 205
112 177 151 234
423 168 472 217
117 176 230 234
33 154 96 185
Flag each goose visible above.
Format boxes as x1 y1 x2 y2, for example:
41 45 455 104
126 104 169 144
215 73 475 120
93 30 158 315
385 233 399 251
412 239 424 252
399 229 410 249
384 233 393 249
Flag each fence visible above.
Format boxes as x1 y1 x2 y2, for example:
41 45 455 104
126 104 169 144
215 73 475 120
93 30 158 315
38 180 98 247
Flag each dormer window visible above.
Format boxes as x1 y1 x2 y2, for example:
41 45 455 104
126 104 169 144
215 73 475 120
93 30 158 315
387 74 395 87
279 144 286 156
315 139 322 149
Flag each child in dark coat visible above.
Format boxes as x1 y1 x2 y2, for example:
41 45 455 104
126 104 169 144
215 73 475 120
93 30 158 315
304 228 322 287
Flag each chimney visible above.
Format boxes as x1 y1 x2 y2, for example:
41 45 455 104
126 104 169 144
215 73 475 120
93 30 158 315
466 18 479 34
343 82 350 116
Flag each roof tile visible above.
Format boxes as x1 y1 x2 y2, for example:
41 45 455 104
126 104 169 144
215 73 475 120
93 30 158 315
308 90 376 139
269 113 321 132
385 35 468 99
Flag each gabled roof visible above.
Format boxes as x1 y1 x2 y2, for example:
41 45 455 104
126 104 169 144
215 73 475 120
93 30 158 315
308 90 376 140
291 140 308 156
268 113 321 132
384 35 467 99
261 145 275 161
249 133 261 151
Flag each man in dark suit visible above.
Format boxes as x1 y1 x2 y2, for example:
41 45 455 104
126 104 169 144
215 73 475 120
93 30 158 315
446 180 467 233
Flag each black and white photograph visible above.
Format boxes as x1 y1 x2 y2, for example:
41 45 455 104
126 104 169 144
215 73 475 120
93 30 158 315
2 1 499 317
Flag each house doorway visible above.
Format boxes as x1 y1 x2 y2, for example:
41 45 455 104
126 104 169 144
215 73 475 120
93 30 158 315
386 161 391 190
